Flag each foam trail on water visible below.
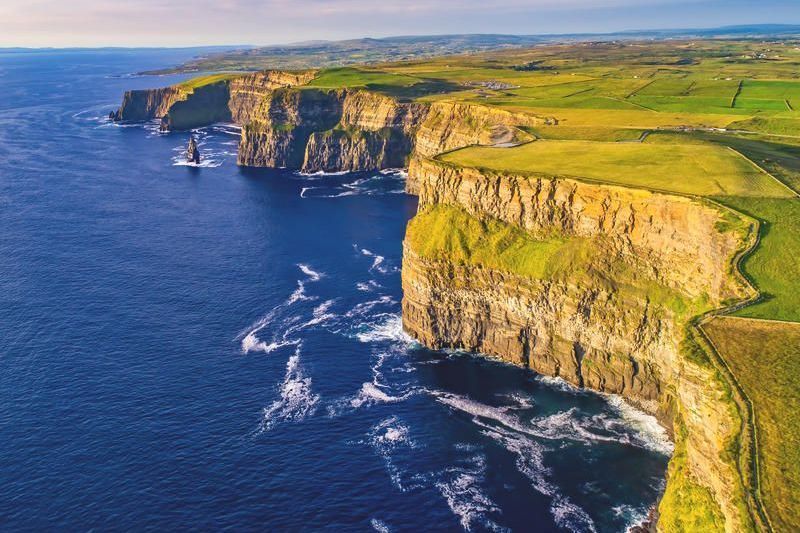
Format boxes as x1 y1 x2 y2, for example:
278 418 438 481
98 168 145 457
350 382 415 409
255 345 319 435
298 263 323 281
360 248 393 274
296 299 337 329
238 263 324 353
356 280 382 292
368 416 417 491
434 453 508 532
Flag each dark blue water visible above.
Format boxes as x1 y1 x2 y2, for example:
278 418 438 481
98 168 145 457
0 50 670 532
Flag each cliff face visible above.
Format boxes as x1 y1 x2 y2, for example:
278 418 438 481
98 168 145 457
111 70 314 130
161 82 232 131
408 158 743 301
114 71 545 172
228 70 317 124
402 159 756 532
402 246 666 407
112 87 187 122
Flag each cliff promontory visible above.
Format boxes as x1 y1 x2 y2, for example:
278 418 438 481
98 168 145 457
402 157 759 532
112 73 542 173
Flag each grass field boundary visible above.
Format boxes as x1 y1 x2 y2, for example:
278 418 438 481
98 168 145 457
562 87 595 98
607 96 656 112
626 78 655 98
731 80 744 108
724 146 800 198
696 200 775 532
712 314 800 325
430 153 756 203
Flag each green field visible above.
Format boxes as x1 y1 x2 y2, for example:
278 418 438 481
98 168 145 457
177 73 242 91
703 317 800 533
439 139 792 197
304 67 460 99
716 197 800 321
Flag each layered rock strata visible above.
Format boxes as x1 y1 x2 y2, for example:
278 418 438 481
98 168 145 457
112 72 540 172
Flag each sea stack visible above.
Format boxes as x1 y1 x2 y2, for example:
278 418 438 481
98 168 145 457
186 136 200 164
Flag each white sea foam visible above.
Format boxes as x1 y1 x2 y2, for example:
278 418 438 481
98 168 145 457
287 280 311 304
435 454 507 532
242 335 296 355
172 157 223 168
433 389 663 454
344 296 396 318
536 375 584 394
297 299 337 329
360 248 394 274
298 263 323 281
297 171 407 198
255 346 319 434
368 416 417 491
606 395 673 455
551 495 598 533
480 425 555 497
296 169 351 177
499 392 536 410
238 263 326 353
356 315 414 344
356 280 383 292
370 519 391 533
350 382 415 408
535 375 673 455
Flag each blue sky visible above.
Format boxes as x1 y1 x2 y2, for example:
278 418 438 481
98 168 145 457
0 0 797 47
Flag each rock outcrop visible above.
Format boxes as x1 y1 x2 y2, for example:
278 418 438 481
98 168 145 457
228 70 317 124
401 158 757 532
186 136 200 164
160 81 232 131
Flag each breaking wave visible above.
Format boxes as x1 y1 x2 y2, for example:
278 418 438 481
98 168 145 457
355 315 413 344
239 264 324 354
297 169 406 198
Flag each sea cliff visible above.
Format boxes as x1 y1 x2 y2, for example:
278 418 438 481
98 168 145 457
402 157 759 532
112 74 541 172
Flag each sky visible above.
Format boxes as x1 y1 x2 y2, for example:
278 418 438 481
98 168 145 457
0 0 798 48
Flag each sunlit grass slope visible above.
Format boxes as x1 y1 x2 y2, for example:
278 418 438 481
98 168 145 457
439 139 792 197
